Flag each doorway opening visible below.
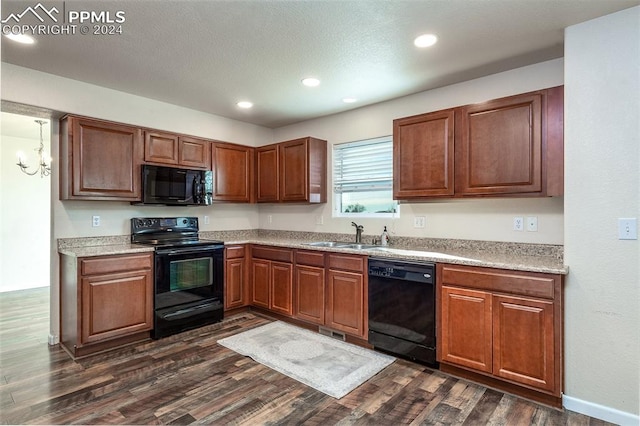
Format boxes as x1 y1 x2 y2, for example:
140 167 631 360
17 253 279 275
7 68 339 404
0 111 52 292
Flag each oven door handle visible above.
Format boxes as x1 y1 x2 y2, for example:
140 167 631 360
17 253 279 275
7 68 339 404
156 245 223 256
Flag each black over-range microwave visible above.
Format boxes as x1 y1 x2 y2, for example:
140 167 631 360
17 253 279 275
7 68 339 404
139 164 213 206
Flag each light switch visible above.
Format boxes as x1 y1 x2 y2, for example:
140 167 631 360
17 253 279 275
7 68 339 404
618 218 637 240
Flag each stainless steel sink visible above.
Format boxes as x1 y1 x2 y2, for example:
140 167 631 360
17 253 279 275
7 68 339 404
303 241 379 250
304 241 344 247
338 243 379 250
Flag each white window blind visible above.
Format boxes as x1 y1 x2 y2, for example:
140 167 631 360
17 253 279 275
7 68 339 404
333 137 393 194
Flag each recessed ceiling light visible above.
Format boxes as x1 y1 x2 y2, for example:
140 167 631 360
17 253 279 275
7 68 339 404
237 101 253 109
4 33 35 44
414 33 438 48
302 77 320 87
342 98 357 104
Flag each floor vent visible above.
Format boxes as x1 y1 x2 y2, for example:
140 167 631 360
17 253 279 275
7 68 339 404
319 326 346 341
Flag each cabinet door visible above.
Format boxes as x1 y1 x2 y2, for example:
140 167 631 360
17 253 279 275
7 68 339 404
179 136 211 169
326 269 364 338
440 286 493 373
145 131 179 165
280 138 308 202
295 265 325 325
393 109 455 198
80 270 153 344
257 144 279 202
251 259 270 309
493 294 555 392
212 143 254 202
271 262 293 316
225 258 246 310
457 92 543 195
63 117 143 200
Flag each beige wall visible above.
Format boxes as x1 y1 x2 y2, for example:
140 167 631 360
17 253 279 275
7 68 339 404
564 6 640 420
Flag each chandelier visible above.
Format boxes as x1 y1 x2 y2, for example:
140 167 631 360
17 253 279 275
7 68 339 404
16 119 51 178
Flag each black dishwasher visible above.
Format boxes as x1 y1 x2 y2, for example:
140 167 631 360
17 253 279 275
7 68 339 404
368 257 437 367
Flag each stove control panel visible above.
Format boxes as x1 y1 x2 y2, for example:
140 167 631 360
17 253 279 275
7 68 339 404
131 217 198 233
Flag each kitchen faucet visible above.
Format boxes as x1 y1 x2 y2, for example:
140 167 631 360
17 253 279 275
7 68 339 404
351 222 364 243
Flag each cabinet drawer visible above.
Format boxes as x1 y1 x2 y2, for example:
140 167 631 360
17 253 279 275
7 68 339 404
295 250 325 267
441 265 556 300
225 245 246 259
81 253 153 276
251 245 293 263
328 254 365 273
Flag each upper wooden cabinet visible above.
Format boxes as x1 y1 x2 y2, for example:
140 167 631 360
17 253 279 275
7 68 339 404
393 109 455 198
457 91 543 196
212 142 254 202
257 137 327 203
393 86 564 199
256 144 280 202
144 131 211 169
60 115 143 201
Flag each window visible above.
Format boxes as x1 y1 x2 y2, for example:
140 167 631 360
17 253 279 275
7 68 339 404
333 136 398 217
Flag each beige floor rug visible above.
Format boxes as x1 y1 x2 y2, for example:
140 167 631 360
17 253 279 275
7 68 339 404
218 321 395 399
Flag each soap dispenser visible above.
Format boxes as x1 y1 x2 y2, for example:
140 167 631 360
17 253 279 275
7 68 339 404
381 226 390 246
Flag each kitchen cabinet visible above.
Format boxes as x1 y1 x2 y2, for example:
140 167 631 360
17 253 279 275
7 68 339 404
326 253 367 339
256 144 280 202
60 252 154 358
393 86 563 199
437 264 563 405
393 109 455 198
250 245 294 316
59 115 143 201
224 245 248 310
294 250 326 325
145 131 211 169
257 137 327 203
212 142 254 202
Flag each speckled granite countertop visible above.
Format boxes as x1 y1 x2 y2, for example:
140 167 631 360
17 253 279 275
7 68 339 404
59 230 567 275
58 235 154 257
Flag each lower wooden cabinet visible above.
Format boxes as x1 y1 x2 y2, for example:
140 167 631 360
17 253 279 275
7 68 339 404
440 286 493 373
224 245 248 310
326 253 367 339
250 245 294 316
437 264 563 404
294 250 326 325
60 252 154 358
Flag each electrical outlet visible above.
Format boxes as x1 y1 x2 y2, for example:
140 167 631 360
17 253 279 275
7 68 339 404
618 218 638 240
513 217 524 231
526 216 538 232
316 215 324 225
203 215 210 225
92 215 100 227
413 216 426 228
268 215 273 224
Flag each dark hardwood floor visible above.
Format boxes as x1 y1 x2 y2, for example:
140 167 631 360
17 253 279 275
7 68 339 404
1 287 611 425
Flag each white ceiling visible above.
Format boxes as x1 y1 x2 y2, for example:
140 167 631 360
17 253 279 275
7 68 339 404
1 0 638 128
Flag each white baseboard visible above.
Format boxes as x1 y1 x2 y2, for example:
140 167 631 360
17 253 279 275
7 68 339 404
48 334 59 345
563 394 639 426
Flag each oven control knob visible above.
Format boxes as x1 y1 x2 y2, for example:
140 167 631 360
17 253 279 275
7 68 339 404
182 218 188 225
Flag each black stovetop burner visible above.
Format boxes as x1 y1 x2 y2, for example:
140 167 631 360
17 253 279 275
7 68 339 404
131 217 223 248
